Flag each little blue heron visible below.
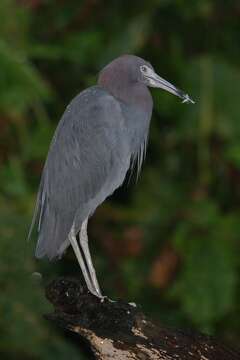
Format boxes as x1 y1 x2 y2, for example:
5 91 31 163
29 54 194 297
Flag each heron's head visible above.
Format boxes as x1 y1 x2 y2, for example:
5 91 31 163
98 54 194 104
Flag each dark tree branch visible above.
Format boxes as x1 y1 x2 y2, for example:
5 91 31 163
45 277 240 360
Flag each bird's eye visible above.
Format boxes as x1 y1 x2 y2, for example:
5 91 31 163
140 65 148 73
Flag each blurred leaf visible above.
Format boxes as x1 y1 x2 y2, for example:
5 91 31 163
0 157 28 198
23 121 55 161
171 200 238 331
0 40 51 115
99 15 151 65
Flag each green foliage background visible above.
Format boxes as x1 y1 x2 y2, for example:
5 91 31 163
0 0 240 358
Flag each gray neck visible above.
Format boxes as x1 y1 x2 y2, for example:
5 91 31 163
98 76 153 114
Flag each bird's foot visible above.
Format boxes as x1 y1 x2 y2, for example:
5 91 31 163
88 287 106 300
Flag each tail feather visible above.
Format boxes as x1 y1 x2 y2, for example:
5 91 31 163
29 174 73 259
35 204 72 260
27 181 44 242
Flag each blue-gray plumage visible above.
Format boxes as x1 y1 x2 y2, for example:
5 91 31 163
30 54 194 297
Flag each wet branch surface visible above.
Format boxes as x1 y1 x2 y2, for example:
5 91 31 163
45 277 240 360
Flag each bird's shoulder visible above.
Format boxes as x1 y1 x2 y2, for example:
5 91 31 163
64 86 123 125
49 86 126 152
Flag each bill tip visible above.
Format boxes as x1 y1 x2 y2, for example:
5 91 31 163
182 94 195 104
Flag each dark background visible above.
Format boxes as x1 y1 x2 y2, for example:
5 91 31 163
0 0 240 358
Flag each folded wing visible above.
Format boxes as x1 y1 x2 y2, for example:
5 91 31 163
31 87 130 259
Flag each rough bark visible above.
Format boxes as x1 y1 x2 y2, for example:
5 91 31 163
45 277 240 360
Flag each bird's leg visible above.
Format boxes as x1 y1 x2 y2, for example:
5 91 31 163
79 219 102 298
69 226 99 297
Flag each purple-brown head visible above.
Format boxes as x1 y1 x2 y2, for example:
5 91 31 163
98 54 194 105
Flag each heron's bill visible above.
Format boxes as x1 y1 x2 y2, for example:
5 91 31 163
145 69 195 104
